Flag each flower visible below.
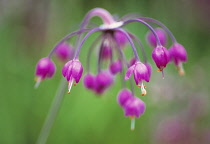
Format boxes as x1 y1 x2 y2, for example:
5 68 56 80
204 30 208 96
114 31 128 47
146 28 167 47
117 89 133 107
169 43 187 75
123 97 146 130
125 61 150 95
94 71 114 94
62 59 83 93
152 46 170 72
55 42 74 62
35 8 187 131
124 97 146 118
83 73 95 90
35 57 56 88
109 59 122 74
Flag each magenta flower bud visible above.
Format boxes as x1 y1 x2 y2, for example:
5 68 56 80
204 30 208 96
117 89 132 107
83 73 95 90
109 60 122 74
62 59 83 93
35 57 56 88
114 31 127 47
95 71 114 94
123 97 146 118
152 46 170 71
55 42 74 62
101 45 112 60
146 28 167 47
169 43 187 75
125 61 150 95
125 62 150 85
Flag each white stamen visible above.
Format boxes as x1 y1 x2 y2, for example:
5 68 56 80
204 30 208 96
131 118 135 131
34 77 42 89
68 79 74 94
178 63 185 76
140 82 147 96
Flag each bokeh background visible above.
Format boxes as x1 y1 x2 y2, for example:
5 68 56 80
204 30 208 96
1 0 210 144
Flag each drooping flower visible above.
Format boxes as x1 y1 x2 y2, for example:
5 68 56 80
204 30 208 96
117 89 133 107
109 59 123 74
83 73 95 90
169 43 187 75
35 57 56 88
146 28 167 47
123 97 146 130
55 42 74 62
94 71 114 94
114 31 128 47
152 46 170 72
62 59 83 93
125 61 150 95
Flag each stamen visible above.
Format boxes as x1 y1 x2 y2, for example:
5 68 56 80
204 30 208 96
68 79 74 94
177 63 185 76
130 116 135 131
34 77 42 88
162 70 165 79
140 82 147 96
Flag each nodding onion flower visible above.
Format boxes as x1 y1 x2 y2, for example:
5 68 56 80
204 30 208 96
35 8 187 130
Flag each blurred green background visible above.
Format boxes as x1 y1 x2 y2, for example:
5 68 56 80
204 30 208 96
1 0 210 144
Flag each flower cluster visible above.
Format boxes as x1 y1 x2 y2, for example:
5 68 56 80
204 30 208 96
35 8 187 130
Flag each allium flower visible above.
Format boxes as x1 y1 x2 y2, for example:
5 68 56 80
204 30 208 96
83 73 95 90
55 42 74 62
169 43 187 75
101 41 112 60
146 28 167 47
94 71 114 94
152 46 170 74
35 8 187 133
109 59 122 74
62 59 83 93
117 89 133 107
123 97 146 130
114 31 128 47
125 61 150 95
35 57 56 88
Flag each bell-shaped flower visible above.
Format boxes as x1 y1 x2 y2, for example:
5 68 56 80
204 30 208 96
35 57 56 88
109 59 122 75
55 42 74 62
94 71 114 94
152 46 170 72
62 59 83 93
169 43 187 75
146 28 167 47
117 89 133 107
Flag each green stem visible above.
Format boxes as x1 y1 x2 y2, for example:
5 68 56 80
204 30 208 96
36 78 67 144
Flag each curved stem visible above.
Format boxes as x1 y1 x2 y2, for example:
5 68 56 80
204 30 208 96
138 17 177 43
128 33 147 63
36 78 67 144
97 39 105 73
86 35 102 73
80 8 115 29
74 27 102 59
48 29 90 58
123 19 162 47
115 28 140 61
